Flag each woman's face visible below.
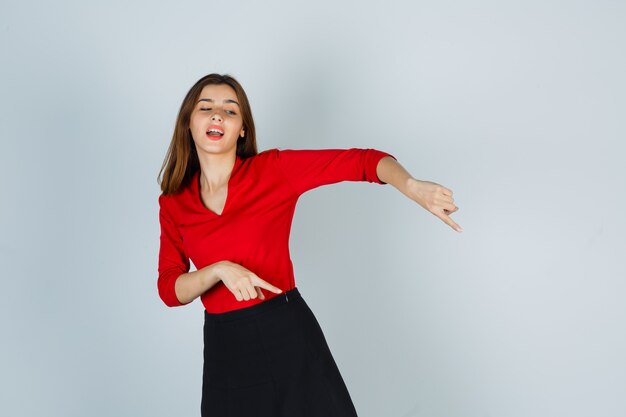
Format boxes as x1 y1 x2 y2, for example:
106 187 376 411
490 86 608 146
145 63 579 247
189 84 245 156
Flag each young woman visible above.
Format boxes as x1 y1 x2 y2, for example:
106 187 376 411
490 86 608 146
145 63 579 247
157 73 462 417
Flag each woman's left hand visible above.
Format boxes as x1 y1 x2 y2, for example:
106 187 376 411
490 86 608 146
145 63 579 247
407 178 462 232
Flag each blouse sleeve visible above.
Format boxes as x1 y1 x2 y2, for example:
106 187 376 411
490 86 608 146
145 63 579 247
273 148 397 197
157 194 191 307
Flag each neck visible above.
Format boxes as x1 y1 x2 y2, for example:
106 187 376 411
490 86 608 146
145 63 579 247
198 152 237 191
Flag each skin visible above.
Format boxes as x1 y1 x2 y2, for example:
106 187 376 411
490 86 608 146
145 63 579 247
376 156 462 233
174 83 462 305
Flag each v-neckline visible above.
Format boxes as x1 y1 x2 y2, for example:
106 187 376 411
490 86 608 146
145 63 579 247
195 155 242 217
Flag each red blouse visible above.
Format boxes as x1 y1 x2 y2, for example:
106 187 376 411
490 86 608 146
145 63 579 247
157 147 396 313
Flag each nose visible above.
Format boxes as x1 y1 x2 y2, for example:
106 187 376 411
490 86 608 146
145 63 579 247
211 112 223 122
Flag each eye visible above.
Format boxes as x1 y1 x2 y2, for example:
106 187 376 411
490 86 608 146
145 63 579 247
199 107 236 115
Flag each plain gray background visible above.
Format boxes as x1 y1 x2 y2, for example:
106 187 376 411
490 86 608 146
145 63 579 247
1 1 624 416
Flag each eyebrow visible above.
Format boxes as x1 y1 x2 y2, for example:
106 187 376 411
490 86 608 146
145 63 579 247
197 98 240 106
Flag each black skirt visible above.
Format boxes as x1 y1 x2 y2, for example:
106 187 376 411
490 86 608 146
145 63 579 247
201 287 359 417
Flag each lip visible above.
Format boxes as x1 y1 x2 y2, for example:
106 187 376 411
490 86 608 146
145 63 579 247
206 124 224 141
206 124 224 133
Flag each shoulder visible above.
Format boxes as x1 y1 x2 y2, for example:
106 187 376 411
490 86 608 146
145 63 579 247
158 192 170 207
256 147 280 159
158 186 190 219
158 193 175 217
245 147 284 167
255 147 305 163
159 188 187 205
256 147 302 157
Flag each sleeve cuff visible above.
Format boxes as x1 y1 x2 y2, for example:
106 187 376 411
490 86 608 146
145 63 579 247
158 269 188 307
366 150 397 184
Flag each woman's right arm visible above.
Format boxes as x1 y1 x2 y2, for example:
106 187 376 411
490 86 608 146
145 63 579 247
174 261 284 304
172 263 222 305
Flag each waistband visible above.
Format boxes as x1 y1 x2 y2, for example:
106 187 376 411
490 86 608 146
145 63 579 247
204 287 302 324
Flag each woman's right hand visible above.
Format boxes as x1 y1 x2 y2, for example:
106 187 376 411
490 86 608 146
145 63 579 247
215 260 283 302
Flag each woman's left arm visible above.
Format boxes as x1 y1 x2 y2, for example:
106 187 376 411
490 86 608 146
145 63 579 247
376 156 463 233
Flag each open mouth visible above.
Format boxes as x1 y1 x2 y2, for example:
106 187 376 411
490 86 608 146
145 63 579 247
206 128 224 138
206 125 224 140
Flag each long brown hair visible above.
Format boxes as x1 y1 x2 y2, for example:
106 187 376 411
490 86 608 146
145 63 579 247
158 73 258 195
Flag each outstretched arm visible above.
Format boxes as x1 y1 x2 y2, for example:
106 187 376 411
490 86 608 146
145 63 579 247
376 156 463 233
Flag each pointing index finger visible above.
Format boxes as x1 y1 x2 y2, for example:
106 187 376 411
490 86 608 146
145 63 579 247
439 211 463 232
